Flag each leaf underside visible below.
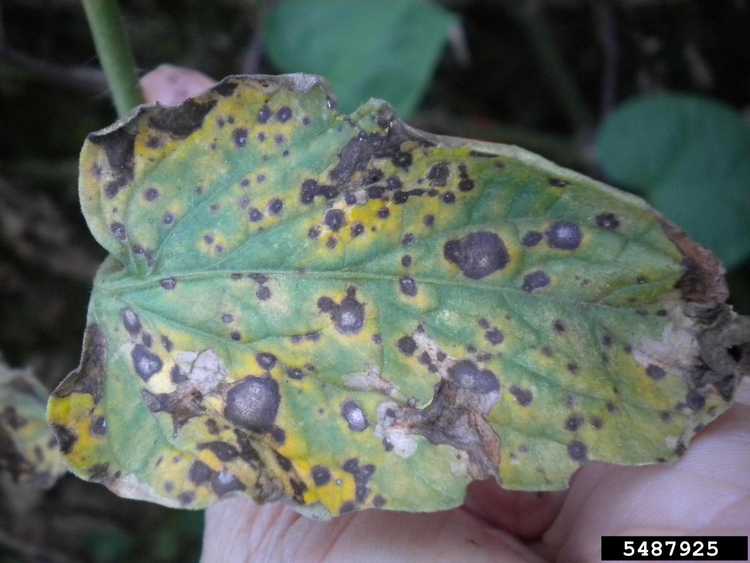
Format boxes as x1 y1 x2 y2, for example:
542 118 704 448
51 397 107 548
48 74 747 518
1 360 66 488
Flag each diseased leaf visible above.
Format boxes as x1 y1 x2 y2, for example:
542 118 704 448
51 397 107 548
49 75 749 518
266 0 456 117
0 359 66 488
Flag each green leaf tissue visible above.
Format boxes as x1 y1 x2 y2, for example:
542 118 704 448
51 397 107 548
48 75 749 519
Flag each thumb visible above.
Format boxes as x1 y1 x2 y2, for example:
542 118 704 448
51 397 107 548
139 64 216 106
202 496 546 563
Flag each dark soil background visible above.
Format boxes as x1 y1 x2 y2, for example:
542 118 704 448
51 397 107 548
1 1 748 561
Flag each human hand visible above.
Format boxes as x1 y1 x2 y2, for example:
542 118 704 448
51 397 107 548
201 393 749 562
139 65 750 563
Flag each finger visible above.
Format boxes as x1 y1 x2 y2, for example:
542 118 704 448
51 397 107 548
202 497 548 563
735 376 750 406
539 403 750 563
139 64 216 106
463 478 567 540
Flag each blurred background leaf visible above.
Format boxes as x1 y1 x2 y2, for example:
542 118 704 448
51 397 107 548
598 94 750 269
0 358 67 490
266 0 457 117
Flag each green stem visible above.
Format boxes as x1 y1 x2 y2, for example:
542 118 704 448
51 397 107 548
504 0 593 134
82 0 143 117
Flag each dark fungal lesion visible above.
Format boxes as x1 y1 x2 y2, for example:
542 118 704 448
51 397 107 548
189 460 213 485
485 327 504 345
198 441 240 462
288 476 308 504
256 352 277 371
144 187 160 201
427 162 450 186
178 491 196 506
522 270 550 293
341 400 369 432
457 163 475 192
270 426 286 444
341 458 376 503
311 465 331 486
548 177 569 187
326 110 431 189
564 414 583 431
595 212 620 230
509 385 533 406
399 277 418 297
546 221 582 250
141 332 153 348
521 231 543 247
224 376 280 433
268 198 284 215
131 345 163 381
148 98 218 138
685 389 706 411
443 231 510 280
146 136 161 149
53 324 107 402
169 364 188 384
274 451 293 471
91 416 108 436
324 209 346 231
276 106 293 122
233 128 248 148
51 424 77 454
286 367 305 379
448 360 499 394
299 179 339 205
397 335 417 356
317 287 366 335
646 364 666 380
212 79 238 97
110 222 127 241
88 125 136 199
567 440 587 462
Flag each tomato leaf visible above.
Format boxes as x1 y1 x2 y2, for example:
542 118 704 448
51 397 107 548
1 359 66 488
49 75 748 517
